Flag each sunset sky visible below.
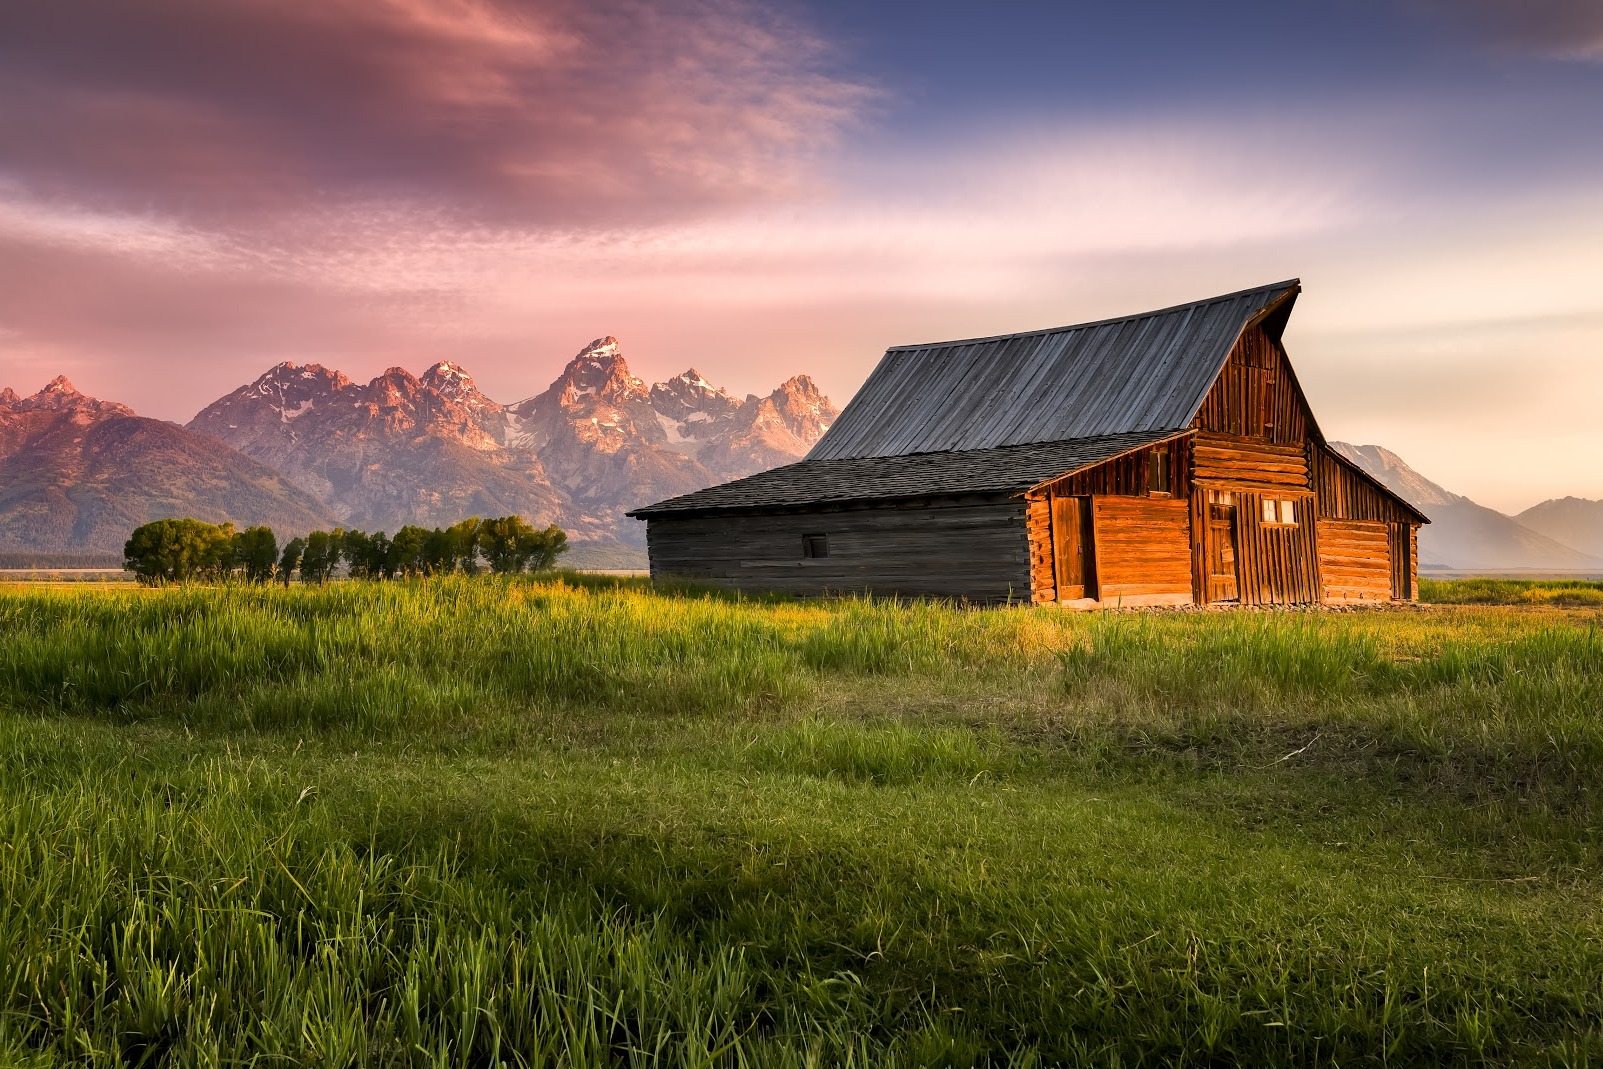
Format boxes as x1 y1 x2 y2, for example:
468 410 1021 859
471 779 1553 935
2 0 1601 512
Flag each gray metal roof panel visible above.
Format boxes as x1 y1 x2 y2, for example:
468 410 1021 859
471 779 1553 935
809 280 1299 460
629 431 1180 517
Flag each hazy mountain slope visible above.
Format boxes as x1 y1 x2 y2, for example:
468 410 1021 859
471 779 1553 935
1517 497 1603 560
1331 443 1600 571
0 379 332 551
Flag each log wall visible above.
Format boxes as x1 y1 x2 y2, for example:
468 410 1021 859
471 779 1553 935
1026 437 1191 605
1026 497 1056 603
1091 496 1193 604
1317 519 1392 603
643 498 1033 603
1032 436 1191 499
1192 432 1310 492
1308 442 1423 601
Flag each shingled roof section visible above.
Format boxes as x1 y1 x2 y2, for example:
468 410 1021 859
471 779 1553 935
628 431 1179 517
807 280 1299 461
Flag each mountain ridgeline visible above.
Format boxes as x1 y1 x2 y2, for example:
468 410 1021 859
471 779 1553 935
1 339 836 552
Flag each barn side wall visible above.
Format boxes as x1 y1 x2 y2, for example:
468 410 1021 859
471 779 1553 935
1309 442 1423 602
1315 519 1392 604
642 498 1033 603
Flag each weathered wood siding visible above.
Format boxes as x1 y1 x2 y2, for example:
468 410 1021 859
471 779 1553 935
1031 436 1191 499
1309 443 1420 524
1317 519 1392 603
1186 327 1321 606
1191 326 1309 444
1092 496 1192 604
643 499 1032 602
1192 433 1309 492
1390 522 1415 600
1189 488 1320 606
1026 437 1190 604
1026 498 1055 603
1309 442 1422 601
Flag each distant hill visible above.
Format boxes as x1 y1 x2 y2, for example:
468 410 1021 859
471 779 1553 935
1331 443 1601 572
0 378 334 552
1517 497 1603 561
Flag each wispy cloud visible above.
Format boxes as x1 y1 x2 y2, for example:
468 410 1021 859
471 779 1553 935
0 0 873 226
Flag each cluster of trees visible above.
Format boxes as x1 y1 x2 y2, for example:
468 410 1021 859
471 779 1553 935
123 516 567 585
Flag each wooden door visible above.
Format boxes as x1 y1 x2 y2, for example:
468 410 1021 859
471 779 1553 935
1207 502 1239 602
1388 522 1411 600
1051 495 1096 600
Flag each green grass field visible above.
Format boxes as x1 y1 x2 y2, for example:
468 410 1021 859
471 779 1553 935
0 577 1600 1065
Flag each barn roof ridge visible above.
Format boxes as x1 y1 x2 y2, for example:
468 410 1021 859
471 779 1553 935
884 279 1301 352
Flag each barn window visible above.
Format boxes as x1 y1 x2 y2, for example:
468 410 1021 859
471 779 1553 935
1262 498 1297 527
802 533 829 558
1146 451 1171 496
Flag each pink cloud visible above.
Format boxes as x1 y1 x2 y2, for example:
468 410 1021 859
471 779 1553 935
0 0 872 226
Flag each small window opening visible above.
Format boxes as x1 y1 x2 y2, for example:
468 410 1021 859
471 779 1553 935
1262 498 1298 527
802 533 829 558
1146 451 1171 496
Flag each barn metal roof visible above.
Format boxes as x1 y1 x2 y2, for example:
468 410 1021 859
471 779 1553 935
628 431 1178 517
807 280 1301 461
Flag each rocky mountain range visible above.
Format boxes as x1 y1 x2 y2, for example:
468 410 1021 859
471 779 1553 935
1332 443 1603 572
2 338 836 552
0 377 332 551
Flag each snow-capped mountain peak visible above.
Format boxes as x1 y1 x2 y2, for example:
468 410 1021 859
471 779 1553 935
182 336 836 545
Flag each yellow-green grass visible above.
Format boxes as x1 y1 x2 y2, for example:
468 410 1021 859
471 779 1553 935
1421 576 1603 608
0 576 1600 1065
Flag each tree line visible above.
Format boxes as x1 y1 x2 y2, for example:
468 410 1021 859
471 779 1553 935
122 516 568 585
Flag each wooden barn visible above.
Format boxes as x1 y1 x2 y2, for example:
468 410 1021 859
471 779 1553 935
629 281 1428 606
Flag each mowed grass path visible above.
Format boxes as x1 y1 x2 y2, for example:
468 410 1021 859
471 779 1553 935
0 578 1600 1066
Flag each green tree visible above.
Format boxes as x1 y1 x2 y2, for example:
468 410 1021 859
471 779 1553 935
420 527 455 575
446 517 482 574
299 530 341 584
477 516 527 574
232 525 278 583
277 536 305 586
368 532 393 579
478 516 568 574
388 526 430 578
342 529 378 579
123 518 236 584
517 523 568 572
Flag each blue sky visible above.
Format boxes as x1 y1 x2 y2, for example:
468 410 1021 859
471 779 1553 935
1 0 1600 510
